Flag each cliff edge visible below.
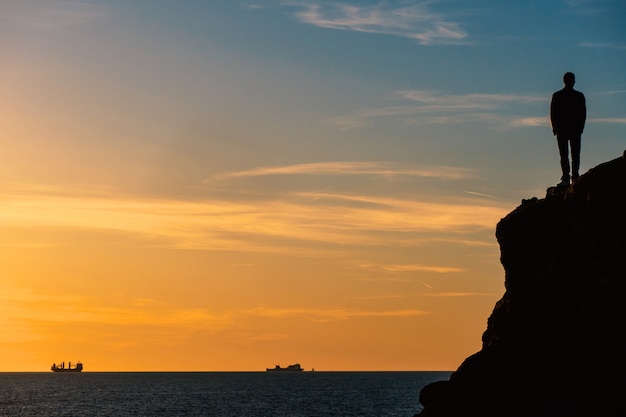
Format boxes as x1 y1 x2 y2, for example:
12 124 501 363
416 151 626 417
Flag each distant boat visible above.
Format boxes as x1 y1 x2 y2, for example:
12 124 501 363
51 361 83 372
266 363 304 372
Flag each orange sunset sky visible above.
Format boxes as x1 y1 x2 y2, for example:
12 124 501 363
1 1 625 371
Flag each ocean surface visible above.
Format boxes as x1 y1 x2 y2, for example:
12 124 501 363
0 371 451 417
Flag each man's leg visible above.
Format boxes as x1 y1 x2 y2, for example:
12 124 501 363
570 135 581 179
557 134 570 181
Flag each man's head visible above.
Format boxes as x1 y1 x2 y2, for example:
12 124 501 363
563 72 576 87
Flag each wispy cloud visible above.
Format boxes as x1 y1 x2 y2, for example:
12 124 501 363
351 290 495 300
589 118 626 124
358 262 464 274
289 2 468 45
580 41 626 50
331 90 545 129
464 191 506 200
596 89 626 96
511 117 549 127
398 90 544 106
0 285 235 344
0 183 509 254
0 0 108 29
511 116 626 128
420 291 494 297
243 4 267 10
248 306 429 321
212 161 475 181
564 0 619 15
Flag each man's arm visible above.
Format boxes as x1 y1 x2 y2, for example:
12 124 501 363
580 93 586 133
550 93 558 135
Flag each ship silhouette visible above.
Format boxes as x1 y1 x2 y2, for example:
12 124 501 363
266 363 304 372
51 361 83 372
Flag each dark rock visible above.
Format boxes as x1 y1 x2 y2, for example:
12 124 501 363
415 151 626 417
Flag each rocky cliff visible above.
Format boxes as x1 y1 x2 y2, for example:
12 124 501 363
416 152 626 417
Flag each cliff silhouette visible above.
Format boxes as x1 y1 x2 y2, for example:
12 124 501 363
416 152 626 417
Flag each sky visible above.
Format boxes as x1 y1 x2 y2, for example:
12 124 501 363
1 0 625 372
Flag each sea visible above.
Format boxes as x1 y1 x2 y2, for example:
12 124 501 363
0 371 451 417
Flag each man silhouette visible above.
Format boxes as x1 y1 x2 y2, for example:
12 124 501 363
550 72 586 186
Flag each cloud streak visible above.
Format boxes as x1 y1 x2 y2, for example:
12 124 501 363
0 182 509 254
420 291 494 297
580 41 626 50
0 285 236 345
212 161 475 181
589 117 626 124
248 306 429 321
398 90 544 106
331 90 546 129
511 117 549 127
564 0 621 16
289 2 468 45
0 0 108 29
358 262 464 274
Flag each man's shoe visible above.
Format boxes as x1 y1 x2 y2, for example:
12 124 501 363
557 178 570 188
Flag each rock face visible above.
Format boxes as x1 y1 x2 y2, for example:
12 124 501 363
416 152 626 417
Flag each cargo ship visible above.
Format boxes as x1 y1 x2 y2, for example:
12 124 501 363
51 361 83 372
266 363 304 372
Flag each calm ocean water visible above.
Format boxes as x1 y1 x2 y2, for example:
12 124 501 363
0 371 450 417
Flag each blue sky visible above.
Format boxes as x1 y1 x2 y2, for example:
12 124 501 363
102 0 625 194
0 0 625 370
3 0 625 193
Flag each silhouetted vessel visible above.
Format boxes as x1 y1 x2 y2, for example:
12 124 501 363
266 363 304 372
51 361 83 372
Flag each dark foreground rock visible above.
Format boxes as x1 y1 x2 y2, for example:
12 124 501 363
416 151 626 417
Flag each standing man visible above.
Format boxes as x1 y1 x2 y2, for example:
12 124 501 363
550 72 586 186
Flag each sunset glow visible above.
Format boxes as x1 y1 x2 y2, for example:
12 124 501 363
1 0 625 372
